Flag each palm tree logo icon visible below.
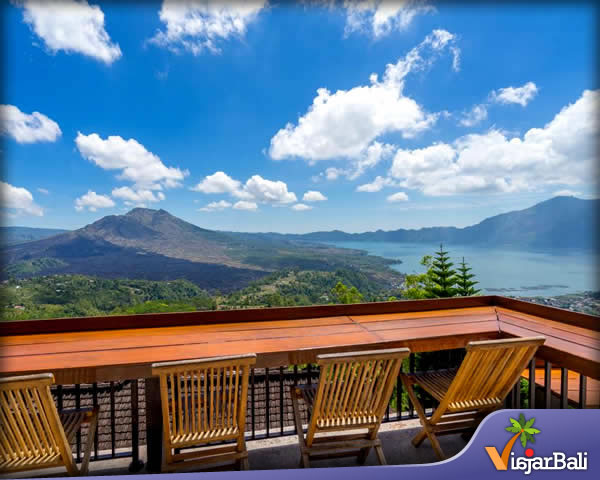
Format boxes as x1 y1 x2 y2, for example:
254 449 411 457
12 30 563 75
485 413 541 470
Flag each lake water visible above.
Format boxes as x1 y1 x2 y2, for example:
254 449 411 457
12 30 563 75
326 241 599 297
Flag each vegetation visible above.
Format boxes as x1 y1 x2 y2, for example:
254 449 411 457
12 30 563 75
401 245 479 300
455 257 481 296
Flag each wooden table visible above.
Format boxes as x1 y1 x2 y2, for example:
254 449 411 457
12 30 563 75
1 296 598 471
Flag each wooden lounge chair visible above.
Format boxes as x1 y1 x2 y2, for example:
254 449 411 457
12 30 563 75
0 373 98 476
290 348 410 468
151 353 256 472
400 336 545 460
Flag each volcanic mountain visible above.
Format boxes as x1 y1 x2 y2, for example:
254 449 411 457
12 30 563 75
2 208 396 291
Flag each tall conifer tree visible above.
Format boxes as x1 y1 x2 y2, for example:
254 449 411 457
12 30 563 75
455 257 481 296
426 244 457 298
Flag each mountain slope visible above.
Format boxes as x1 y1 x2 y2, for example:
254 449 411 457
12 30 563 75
1 227 69 245
2 208 400 291
269 196 598 249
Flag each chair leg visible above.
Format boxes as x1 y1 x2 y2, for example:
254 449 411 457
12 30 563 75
291 387 311 468
374 445 387 465
357 447 371 465
79 410 98 476
412 428 427 447
240 456 249 471
401 375 446 460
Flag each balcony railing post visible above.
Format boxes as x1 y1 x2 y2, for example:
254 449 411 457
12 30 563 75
265 368 270 438
544 361 552 409
251 368 256 440
75 384 81 462
279 367 284 435
109 382 116 457
92 383 99 460
560 368 568 409
128 379 144 472
579 375 587 409
528 358 536 409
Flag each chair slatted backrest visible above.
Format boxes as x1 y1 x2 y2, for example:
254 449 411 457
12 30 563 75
0 373 72 472
308 348 409 443
152 354 256 449
443 337 545 412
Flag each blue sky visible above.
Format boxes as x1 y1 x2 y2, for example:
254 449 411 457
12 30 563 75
1 1 598 233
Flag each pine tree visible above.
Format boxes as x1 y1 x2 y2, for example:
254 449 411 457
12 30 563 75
426 244 458 298
455 257 481 296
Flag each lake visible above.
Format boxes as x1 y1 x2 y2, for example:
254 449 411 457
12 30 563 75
326 241 599 297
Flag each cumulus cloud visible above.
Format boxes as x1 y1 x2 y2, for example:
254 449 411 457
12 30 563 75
37 188 49 195
75 133 188 190
292 203 313 211
0 104 61 143
191 171 243 195
0 181 44 216
19 0 121 64
268 30 458 177
149 0 266 55
244 175 297 204
387 191 409 202
193 172 297 206
199 200 232 212
553 189 582 198
112 186 165 207
233 200 258 211
459 104 488 127
356 175 398 192
490 81 539 107
302 190 327 202
74 190 115 212
343 0 435 38
389 89 598 196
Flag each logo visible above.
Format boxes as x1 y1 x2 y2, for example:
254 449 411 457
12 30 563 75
485 413 587 475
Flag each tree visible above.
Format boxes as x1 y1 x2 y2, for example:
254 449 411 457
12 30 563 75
426 244 458 298
331 281 363 304
455 257 481 296
401 255 435 299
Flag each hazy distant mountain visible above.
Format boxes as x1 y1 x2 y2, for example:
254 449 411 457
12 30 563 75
2 208 397 290
1 227 69 245
266 196 598 250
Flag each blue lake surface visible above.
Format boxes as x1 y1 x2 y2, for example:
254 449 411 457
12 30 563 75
325 241 599 297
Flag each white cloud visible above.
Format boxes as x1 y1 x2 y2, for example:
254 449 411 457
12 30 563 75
356 175 398 192
193 172 297 206
199 200 232 212
75 133 188 190
74 190 115 212
459 104 488 127
343 0 435 38
37 188 49 195
0 104 61 143
302 190 327 202
491 81 539 107
387 191 409 202
112 186 165 207
389 89 599 196
0 182 44 216
292 203 313 211
268 30 458 176
233 200 258 211
244 175 297 204
553 189 582 198
149 0 266 55
191 171 244 196
20 0 121 64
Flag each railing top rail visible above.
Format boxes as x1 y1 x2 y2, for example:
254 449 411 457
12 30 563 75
1 295 597 337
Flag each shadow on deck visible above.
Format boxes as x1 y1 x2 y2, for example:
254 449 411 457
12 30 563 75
2 421 468 477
